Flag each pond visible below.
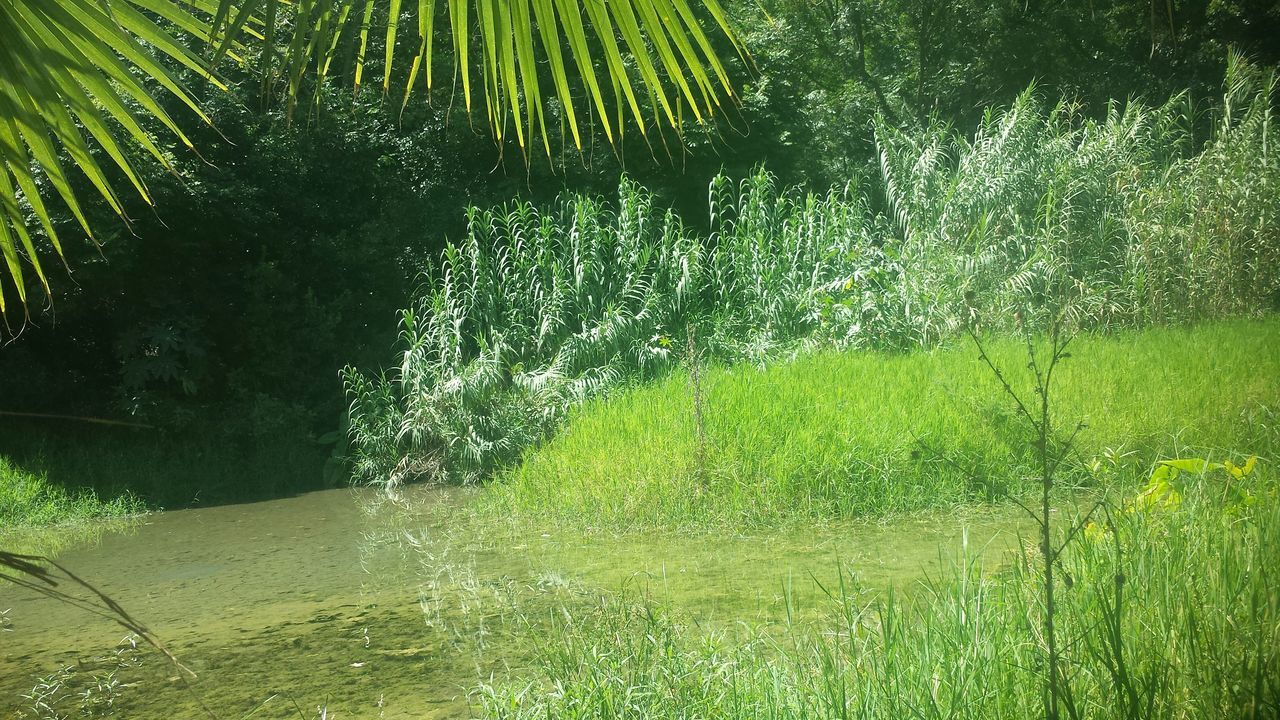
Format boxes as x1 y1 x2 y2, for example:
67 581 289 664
1 488 1033 719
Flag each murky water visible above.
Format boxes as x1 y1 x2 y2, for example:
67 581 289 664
1 488 1032 719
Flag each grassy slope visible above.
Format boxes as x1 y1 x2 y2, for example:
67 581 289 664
488 318 1280 528
0 455 144 528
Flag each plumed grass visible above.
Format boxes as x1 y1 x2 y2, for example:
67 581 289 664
347 59 1278 489
342 172 879 486
478 458 1280 718
486 318 1280 529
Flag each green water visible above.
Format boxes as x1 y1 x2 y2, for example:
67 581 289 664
1 488 1033 719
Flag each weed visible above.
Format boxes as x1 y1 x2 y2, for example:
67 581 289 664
19 635 142 720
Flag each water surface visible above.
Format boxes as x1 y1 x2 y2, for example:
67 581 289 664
1 487 1032 718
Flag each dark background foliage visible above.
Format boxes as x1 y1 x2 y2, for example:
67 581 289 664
1 0 1276 506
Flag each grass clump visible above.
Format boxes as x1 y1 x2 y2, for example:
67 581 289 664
487 318 1280 529
0 455 144 528
478 460 1280 718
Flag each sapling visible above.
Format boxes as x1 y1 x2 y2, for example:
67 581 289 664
964 303 1120 720
686 324 709 484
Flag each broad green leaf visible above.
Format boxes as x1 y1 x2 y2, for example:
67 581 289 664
552 0 614 143
1160 458 1219 474
0 167 43 305
1132 462 1182 511
401 0 437 111
581 0 647 135
0 116 63 258
449 0 472 111
529 0 580 147
317 1 358 92
354 0 378 93
510 0 549 155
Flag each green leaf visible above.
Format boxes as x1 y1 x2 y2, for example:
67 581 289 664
1159 458 1219 474
0 0 220 318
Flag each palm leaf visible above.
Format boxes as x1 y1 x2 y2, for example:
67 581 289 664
0 0 743 322
0 0 216 321
211 0 744 149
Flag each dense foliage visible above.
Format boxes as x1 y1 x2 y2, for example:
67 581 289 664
0 92 489 504
0 0 745 315
2 0 1278 507
344 60 1278 487
727 0 1280 189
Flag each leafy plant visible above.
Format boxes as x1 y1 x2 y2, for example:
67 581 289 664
1131 455 1260 513
19 635 142 720
343 172 880 485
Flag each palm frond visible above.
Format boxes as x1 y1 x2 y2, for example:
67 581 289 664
0 0 218 320
208 0 743 146
1 0 743 323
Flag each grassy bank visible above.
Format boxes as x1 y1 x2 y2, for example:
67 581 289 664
487 318 1280 529
478 457 1279 718
346 64 1279 491
0 422 334 524
0 455 143 528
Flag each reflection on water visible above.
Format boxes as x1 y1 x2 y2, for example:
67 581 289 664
0 516 139 571
0 487 1031 719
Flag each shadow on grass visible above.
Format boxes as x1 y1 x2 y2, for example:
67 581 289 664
0 419 334 517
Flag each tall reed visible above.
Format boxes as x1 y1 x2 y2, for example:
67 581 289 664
344 174 879 484
346 56 1278 488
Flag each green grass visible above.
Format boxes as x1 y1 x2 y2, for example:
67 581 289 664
487 318 1280 529
477 459 1280 719
0 455 144 528
0 422 334 513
